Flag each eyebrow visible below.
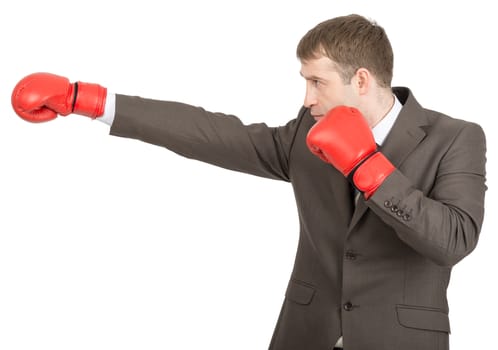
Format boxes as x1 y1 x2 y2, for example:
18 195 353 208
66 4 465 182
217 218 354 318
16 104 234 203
299 72 325 81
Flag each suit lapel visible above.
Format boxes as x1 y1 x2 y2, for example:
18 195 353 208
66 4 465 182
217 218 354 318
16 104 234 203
347 88 429 232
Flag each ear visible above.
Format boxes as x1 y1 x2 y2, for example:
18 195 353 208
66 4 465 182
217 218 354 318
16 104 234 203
353 68 371 95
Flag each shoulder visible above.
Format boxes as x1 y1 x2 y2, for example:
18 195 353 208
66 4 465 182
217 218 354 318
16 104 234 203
422 108 485 149
395 86 485 141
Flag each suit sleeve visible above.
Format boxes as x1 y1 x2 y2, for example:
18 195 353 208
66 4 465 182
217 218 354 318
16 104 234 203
109 94 301 182
367 122 487 267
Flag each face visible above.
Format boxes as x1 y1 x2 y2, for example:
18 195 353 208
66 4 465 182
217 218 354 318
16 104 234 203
300 56 359 122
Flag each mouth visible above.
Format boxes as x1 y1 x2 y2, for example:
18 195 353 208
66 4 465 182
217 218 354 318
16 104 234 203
312 115 324 122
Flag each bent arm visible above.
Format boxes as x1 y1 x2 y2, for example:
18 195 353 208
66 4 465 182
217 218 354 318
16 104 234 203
367 122 487 266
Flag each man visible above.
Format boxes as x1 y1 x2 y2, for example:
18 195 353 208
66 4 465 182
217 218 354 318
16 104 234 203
11 14 486 350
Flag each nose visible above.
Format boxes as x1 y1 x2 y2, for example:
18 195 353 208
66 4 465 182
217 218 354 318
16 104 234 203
303 85 317 108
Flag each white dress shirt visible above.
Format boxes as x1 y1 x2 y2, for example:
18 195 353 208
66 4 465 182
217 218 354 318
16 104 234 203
373 94 402 146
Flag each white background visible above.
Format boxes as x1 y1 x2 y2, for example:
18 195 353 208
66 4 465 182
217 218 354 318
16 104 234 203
1 1 496 349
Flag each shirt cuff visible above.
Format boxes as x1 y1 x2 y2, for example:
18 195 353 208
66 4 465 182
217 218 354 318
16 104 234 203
97 92 116 126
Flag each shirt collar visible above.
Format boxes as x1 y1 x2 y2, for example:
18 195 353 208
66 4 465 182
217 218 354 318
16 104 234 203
372 94 402 146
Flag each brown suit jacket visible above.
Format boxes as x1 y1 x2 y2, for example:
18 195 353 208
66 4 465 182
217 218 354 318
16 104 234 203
109 87 486 350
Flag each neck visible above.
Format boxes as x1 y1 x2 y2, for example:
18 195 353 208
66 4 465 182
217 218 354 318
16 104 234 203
365 89 394 128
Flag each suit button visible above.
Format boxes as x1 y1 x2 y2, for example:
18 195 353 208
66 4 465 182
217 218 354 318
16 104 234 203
403 213 412 221
344 302 354 311
391 205 398 213
345 250 357 260
384 200 392 208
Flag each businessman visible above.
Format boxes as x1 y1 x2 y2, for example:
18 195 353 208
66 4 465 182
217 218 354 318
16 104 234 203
11 14 486 350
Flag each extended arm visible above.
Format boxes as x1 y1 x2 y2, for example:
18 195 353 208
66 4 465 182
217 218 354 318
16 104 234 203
11 72 300 182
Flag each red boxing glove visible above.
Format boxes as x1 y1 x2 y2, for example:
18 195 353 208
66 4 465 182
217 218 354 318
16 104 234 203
306 106 395 199
11 72 107 123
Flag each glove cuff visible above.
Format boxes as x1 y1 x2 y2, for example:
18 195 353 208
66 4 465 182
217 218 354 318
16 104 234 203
349 151 395 200
72 82 107 118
